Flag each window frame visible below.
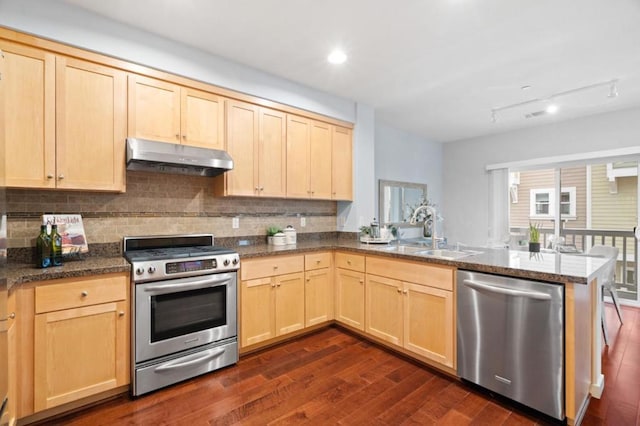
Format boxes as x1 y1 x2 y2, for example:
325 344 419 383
529 187 577 220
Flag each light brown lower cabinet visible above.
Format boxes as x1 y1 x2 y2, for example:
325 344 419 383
365 256 455 369
240 272 305 347
32 273 129 412
334 268 365 331
304 252 333 327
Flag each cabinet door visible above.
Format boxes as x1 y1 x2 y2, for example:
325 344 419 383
240 277 275 347
335 268 365 331
275 272 305 336
403 282 454 368
286 114 310 198
1 41 55 188
331 125 353 200
3 291 17 426
226 100 259 196
258 107 287 197
309 120 332 199
366 274 403 346
305 268 333 327
56 57 126 191
128 74 180 143
34 300 128 411
181 87 225 150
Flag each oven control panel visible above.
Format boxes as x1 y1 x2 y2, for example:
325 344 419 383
131 254 240 282
166 259 216 274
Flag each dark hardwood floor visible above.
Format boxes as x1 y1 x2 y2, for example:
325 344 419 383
52 303 640 425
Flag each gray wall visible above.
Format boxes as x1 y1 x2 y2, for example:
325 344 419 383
443 107 640 245
375 122 443 237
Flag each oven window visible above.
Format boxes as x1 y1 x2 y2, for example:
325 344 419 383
151 286 226 342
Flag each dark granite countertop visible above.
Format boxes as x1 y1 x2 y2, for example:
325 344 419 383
7 256 130 290
237 239 610 284
7 238 610 290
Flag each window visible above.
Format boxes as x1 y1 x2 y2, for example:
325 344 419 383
529 187 576 219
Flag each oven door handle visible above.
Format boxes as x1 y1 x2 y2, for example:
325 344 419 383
144 276 232 294
154 347 226 372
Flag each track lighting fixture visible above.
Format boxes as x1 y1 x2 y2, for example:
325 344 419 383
491 79 619 123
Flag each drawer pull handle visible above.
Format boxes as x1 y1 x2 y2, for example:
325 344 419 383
316 260 321 263
347 260 352 265
118 311 125 317
306 278 311 282
403 290 408 295
359 280 364 284
9 312 15 319
274 265 278 269
397 288 401 293
81 291 88 297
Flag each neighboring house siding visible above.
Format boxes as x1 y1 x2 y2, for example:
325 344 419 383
591 164 637 231
510 168 587 247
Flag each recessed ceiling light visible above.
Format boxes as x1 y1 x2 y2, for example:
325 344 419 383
327 49 347 65
546 104 559 114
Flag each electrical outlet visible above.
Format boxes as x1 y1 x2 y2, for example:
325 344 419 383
232 217 239 229
300 217 306 227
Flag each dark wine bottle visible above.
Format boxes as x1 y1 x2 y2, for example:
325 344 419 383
50 224 63 266
36 225 52 268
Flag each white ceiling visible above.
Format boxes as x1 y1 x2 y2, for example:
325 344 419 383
63 0 640 143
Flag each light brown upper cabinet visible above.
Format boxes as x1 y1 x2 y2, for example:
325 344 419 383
331 126 353 200
1 40 126 191
286 115 332 199
128 74 225 150
56 57 126 191
215 100 286 197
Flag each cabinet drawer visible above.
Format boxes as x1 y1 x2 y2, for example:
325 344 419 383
305 252 331 270
334 252 365 272
35 273 128 314
366 256 454 291
241 255 304 281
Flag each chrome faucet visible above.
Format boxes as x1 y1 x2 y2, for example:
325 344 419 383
409 205 437 249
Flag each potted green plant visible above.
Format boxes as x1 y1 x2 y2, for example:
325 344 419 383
529 223 541 253
266 226 283 245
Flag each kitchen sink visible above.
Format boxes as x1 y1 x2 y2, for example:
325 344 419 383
376 245 483 260
416 249 483 260
376 245 427 254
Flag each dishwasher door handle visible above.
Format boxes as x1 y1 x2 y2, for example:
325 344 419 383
463 279 552 301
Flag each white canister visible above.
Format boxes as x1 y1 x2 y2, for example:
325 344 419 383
272 233 286 246
284 225 297 245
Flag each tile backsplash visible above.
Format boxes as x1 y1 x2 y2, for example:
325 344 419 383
7 171 337 248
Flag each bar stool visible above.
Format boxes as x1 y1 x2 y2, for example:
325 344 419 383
589 245 622 345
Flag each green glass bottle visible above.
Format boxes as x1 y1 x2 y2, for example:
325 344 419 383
50 224 63 266
36 225 52 268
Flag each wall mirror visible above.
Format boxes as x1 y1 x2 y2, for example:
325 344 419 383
378 180 428 226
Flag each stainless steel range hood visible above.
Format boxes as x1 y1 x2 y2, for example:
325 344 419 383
126 138 233 177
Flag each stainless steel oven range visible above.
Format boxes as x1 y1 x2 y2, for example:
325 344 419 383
124 234 239 396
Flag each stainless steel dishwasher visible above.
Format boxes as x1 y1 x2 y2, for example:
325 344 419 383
457 270 564 421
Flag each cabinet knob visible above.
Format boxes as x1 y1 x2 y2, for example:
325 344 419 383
9 312 15 320
47 174 54 179
274 265 278 269
118 311 125 317
81 291 88 297
255 187 259 191
260 187 264 191
397 288 401 294
306 278 311 282
359 280 364 284
277 283 281 287
175 134 180 139
403 290 408 295
58 174 65 180
316 260 321 264
271 283 276 288
182 135 186 140
347 260 352 265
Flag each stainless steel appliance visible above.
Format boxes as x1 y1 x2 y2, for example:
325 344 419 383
126 138 233 177
125 234 239 396
457 270 564 421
